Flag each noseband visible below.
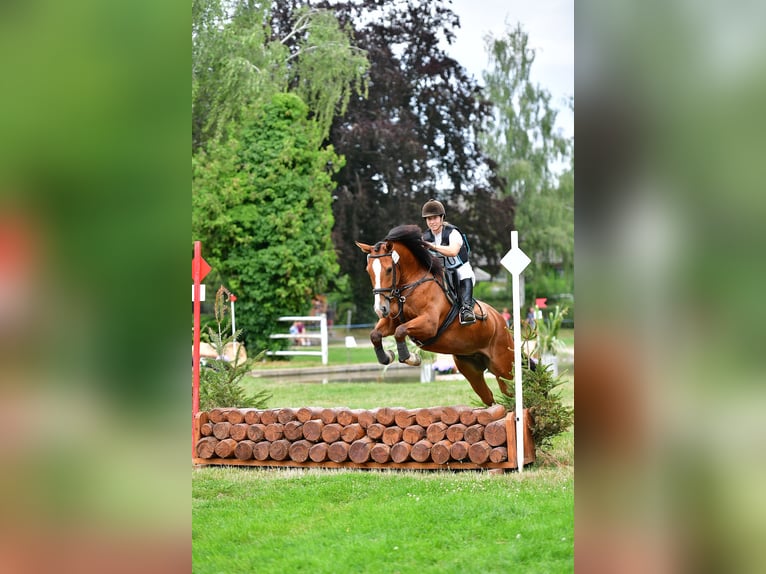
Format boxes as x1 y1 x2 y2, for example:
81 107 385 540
367 251 435 320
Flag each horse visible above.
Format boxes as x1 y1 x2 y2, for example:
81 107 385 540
355 224 515 406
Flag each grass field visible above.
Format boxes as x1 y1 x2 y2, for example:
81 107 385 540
193 333 574 573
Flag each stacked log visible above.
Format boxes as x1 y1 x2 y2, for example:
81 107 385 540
194 405 534 469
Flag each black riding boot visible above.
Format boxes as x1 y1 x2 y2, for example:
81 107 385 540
459 278 476 325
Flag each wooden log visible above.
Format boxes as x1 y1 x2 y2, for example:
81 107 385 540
403 424 426 444
390 441 412 463
321 423 343 443
357 409 377 428
411 439 433 462
320 408 339 424
277 408 297 424
370 443 391 463
484 419 507 447
394 409 417 428
195 436 218 459
234 440 255 460
302 419 325 442
348 437 374 463
463 424 485 444
208 408 233 423
468 440 492 464
264 423 285 442
415 407 442 427
260 409 279 425
226 409 245 424
426 422 448 443
229 423 249 442
341 423 366 443
366 423 386 441
375 407 402 426
476 404 506 425
308 442 329 462
288 440 312 463
382 426 403 446
328 441 350 463
200 422 214 436
450 440 470 461
489 446 508 463
283 421 304 441
296 407 323 423
252 441 271 461
504 410 536 468
459 409 478 426
212 421 231 440
445 423 467 442
336 408 363 426
441 406 471 425
247 423 266 442
430 440 453 464
269 439 291 461
243 409 261 424
214 438 237 459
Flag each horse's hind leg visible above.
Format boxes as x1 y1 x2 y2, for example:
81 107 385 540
454 355 495 406
489 354 514 398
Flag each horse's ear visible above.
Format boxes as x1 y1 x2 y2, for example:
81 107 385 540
385 241 393 252
355 241 372 254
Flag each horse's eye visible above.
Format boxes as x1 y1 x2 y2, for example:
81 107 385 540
386 268 392 274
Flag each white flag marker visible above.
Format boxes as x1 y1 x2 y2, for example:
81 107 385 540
500 231 531 472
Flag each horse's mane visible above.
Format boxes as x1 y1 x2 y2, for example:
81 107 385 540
380 224 444 275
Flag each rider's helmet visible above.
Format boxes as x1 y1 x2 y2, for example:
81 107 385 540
421 199 446 218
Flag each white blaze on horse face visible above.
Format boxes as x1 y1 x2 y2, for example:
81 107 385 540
371 257 384 316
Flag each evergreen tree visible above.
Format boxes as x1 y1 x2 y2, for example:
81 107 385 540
193 93 343 349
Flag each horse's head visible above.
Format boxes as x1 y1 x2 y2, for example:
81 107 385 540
355 239 400 318
356 225 443 319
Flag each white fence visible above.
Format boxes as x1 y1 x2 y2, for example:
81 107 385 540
267 314 328 365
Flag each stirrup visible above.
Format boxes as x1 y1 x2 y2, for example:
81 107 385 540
459 308 476 325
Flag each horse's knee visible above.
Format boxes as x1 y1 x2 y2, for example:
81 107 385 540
370 330 383 346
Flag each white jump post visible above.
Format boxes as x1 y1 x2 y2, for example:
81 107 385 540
500 230 531 473
268 314 328 365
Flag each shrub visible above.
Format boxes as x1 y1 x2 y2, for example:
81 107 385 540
496 356 574 456
199 287 271 411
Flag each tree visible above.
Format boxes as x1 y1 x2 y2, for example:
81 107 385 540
480 24 573 296
192 0 368 151
271 0 507 320
193 93 343 349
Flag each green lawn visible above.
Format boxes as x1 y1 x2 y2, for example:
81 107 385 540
193 466 573 573
194 359 574 573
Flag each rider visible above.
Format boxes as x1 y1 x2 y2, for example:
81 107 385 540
421 199 476 325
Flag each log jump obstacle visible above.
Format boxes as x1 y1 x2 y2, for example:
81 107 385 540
267 314 328 365
193 404 534 471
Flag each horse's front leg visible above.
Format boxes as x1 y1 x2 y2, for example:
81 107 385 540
370 318 396 365
393 316 440 366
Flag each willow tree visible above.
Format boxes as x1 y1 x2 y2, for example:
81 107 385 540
192 0 368 151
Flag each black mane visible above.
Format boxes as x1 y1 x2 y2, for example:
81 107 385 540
382 224 444 275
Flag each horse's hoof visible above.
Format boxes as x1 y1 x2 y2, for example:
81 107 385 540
404 355 422 367
384 350 396 364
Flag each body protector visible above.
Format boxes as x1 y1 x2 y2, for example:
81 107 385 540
422 224 470 270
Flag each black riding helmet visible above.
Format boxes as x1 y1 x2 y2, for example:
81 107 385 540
421 199 445 218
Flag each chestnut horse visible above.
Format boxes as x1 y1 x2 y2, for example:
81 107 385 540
356 224 514 406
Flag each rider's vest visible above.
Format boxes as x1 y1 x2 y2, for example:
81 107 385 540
423 224 470 270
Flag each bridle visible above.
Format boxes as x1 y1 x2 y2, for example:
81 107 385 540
367 251 436 321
